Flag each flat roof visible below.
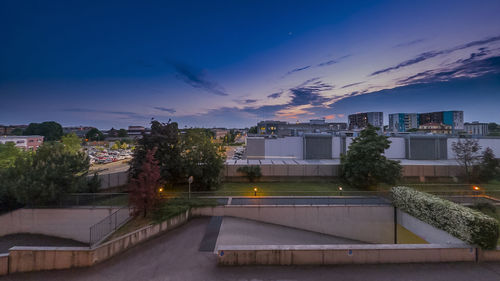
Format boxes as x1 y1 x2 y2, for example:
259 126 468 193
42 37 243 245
225 159 459 166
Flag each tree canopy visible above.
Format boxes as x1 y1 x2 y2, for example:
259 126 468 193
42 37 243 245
61 133 82 153
340 125 402 189
24 121 63 141
85 128 104 141
452 138 482 182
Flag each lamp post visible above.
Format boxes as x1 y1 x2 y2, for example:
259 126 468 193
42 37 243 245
188 176 194 199
253 187 258 196
338 186 343 196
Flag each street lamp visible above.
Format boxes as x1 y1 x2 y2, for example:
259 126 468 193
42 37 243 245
253 187 258 196
338 186 343 196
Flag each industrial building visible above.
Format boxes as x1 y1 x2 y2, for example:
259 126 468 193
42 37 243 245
348 112 383 130
256 120 347 137
246 134 500 161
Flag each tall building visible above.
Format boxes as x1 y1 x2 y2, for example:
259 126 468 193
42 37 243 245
388 113 418 132
348 112 383 130
418 110 464 132
388 110 464 133
464 122 489 136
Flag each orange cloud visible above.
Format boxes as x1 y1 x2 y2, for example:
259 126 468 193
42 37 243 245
324 114 336 120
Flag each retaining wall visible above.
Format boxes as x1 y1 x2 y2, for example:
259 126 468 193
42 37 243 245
2 210 189 275
192 205 395 244
0 208 119 244
217 244 476 265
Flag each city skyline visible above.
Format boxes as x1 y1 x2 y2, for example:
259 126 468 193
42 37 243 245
1 0 500 129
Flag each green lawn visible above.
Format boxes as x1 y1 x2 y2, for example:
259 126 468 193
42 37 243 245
214 181 359 196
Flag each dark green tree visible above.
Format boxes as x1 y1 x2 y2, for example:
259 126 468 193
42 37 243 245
10 128 24 136
182 130 224 190
340 125 402 189
24 121 63 141
85 128 104 141
237 166 262 182
9 143 92 206
61 133 82 153
476 147 499 182
131 120 183 183
248 126 258 134
117 128 128 138
452 139 482 183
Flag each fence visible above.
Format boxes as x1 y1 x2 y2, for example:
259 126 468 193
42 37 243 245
89 207 131 246
57 193 129 207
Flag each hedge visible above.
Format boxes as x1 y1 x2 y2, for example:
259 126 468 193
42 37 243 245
391 186 499 249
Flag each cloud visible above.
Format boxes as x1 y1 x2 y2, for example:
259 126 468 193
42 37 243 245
393 38 425 48
288 79 334 107
317 54 351 67
284 65 311 76
341 81 364 89
399 55 500 85
153 106 176 114
371 35 500 76
243 99 257 104
267 91 283 99
170 62 228 96
63 108 151 120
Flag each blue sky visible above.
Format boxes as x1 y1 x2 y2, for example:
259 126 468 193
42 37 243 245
1 0 500 129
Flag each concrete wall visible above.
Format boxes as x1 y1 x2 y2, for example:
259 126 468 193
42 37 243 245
332 137 342 158
0 208 119 244
246 137 265 159
447 138 500 159
0 254 7 276
192 205 395 244
397 210 465 244
97 171 129 189
385 137 405 159
217 244 476 265
2 211 190 275
264 137 303 160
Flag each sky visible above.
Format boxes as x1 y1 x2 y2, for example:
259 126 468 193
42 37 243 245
1 0 500 129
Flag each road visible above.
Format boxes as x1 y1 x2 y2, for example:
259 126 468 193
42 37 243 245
3 217 500 281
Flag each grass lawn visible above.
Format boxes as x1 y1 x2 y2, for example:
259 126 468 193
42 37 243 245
214 181 360 196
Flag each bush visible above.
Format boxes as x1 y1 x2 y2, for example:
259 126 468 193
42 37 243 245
237 166 262 182
391 186 499 249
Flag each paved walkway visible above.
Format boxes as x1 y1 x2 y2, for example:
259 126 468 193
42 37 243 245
0 234 87 254
2 218 500 281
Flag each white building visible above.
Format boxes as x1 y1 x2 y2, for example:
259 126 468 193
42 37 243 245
464 122 489 136
0 135 44 151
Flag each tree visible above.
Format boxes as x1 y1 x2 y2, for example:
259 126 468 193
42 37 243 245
0 142 27 168
476 147 499 182
86 128 104 141
111 141 120 150
182 130 224 190
131 120 183 183
117 129 128 138
9 143 91 206
24 121 63 141
61 133 82 153
237 166 262 182
120 142 128 149
340 125 402 189
248 126 258 134
129 148 161 217
10 128 24 136
452 139 482 182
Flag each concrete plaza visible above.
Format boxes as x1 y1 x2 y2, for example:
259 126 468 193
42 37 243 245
2 217 500 281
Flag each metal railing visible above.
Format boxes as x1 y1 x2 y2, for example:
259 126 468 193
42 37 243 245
89 206 131 246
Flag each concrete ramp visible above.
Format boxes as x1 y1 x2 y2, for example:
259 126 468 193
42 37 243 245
216 217 366 248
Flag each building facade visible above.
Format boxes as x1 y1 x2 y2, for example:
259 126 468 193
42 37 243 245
0 135 44 151
388 111 464 133
348 112 383 130
464 122 489 136
388 113 418 132
256 120 347 137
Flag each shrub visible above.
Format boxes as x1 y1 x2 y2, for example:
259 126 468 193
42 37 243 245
391 186 499 249
237 165 262 182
